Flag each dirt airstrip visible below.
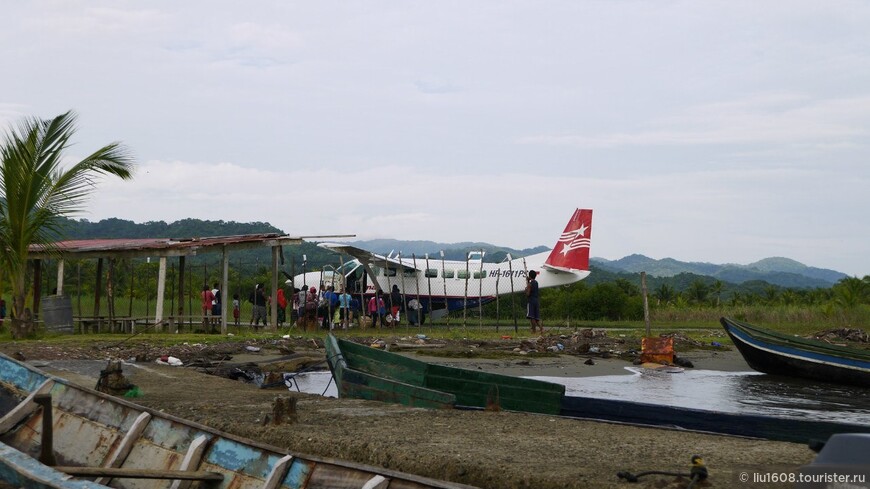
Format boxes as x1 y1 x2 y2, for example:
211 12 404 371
0 333 817 489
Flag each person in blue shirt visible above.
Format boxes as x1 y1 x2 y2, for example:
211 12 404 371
337 288 352 329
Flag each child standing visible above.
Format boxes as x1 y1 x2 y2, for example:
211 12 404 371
232 293 240 327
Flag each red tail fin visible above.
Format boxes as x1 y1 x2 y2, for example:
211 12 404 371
544 209 592 271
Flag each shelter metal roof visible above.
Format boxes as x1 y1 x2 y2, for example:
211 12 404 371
28 233 351 260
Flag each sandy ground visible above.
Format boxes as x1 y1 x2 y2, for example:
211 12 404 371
2 335 817 489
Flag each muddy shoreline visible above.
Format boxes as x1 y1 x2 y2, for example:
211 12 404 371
2 335 815 488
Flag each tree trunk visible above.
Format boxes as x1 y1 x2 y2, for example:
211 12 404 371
10 292 33 339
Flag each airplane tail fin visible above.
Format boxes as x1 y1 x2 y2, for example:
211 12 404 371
543 208 593 272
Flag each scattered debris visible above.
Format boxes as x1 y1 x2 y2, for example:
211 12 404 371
658 332 704 347
156 355 183 366
673 355 694 369
813 328 869 344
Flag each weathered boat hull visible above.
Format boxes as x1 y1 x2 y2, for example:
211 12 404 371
0 353 478 489
721 316 870 387
325 335 565 415
559 396 868 444
327 335 869 444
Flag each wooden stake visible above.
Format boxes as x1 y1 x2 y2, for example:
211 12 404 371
641 271 650 336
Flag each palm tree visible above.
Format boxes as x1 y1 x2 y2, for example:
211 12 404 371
0 111 134 337
685 279 710 306
653 283 676 306
710 280 724 307
833 277 868 309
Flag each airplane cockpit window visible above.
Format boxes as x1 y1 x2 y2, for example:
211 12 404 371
337 261 359 274
425 268 438 278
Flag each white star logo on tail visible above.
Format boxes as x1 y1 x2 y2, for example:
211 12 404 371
558 223 590 256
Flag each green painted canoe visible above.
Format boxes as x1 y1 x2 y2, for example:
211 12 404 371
325 335 565 415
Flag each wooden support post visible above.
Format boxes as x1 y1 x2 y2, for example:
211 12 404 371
221 246 229 335
155 257 167 332
107 258 116 332
641 271 650 337
94 258 103 331
56 260 65 296
270 246 279 332
271 396 298 425
177 256 186 320
34 394 56 466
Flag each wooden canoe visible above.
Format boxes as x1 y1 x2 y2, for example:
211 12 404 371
325 335 565 415
326 334 869 444
721 316 870 387
0 352 478 489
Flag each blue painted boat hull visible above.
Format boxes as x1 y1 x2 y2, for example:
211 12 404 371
721 317 870 387
0 353 478 489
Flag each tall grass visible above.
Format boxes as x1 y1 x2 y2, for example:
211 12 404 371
3 293 866 342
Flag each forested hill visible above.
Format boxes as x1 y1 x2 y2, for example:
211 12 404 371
58 217 283 239
591 254 847 288
56 217 341 272
55 218 847 290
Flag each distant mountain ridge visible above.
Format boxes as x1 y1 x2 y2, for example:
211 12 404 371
56 218 847 288
349 241 845 288
591 254 847 288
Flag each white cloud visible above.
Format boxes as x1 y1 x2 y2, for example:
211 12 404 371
3 1 869 277
83 159 869 276
518 94 870 148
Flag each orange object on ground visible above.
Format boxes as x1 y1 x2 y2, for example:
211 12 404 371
640 336 674 364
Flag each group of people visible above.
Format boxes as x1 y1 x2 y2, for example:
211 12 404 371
248 282 418 331
366 284 404 328
199 282 223 331
294 285 356 330
196 270 541 332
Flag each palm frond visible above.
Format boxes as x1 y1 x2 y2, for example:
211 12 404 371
0 110 137 315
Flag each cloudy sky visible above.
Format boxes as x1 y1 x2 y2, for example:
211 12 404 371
2 1 869 276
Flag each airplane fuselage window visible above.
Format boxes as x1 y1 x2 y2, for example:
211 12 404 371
442 270 455 279
425 269 438 278
457 270 470 279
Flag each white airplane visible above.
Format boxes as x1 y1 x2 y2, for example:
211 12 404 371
289 208 593 319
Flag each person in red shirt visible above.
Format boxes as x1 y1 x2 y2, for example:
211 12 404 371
277 288 287 326
201 285 215 331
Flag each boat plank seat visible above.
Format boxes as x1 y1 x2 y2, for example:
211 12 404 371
169 434 211 489
54 466 224 482
0 379 55 435
93 411 152 485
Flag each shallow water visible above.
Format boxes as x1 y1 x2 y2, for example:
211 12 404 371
289 368 870 426
530 368 870 426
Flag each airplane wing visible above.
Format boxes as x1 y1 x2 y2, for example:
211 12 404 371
318 243 425 272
